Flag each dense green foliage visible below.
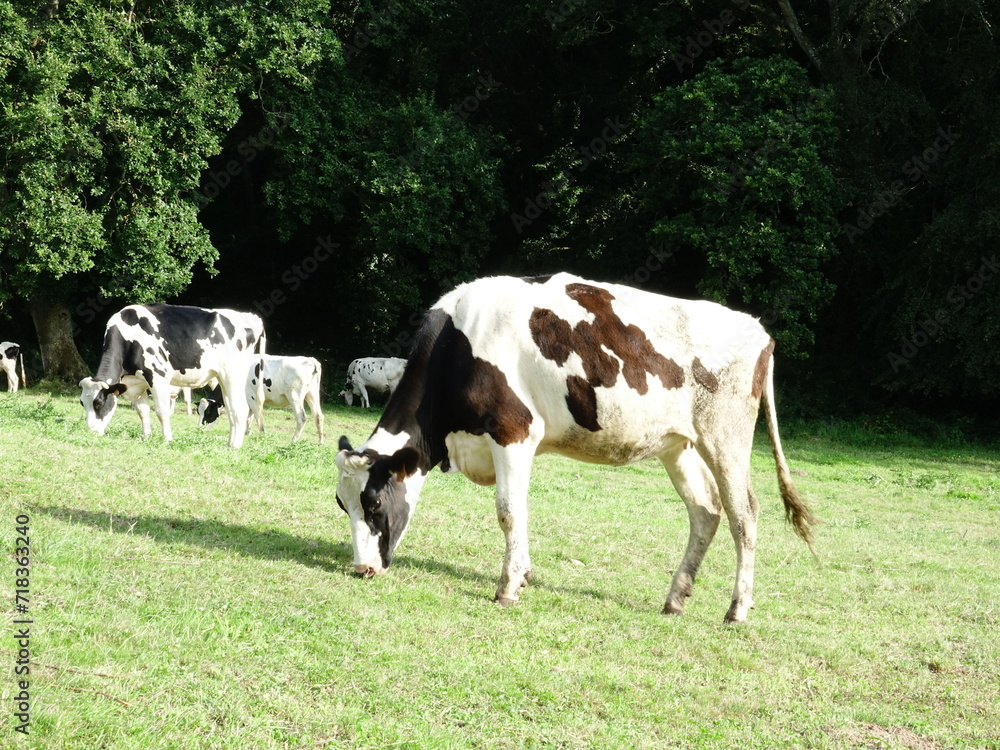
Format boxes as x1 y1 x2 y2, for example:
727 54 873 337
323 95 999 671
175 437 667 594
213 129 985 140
1 0 998 418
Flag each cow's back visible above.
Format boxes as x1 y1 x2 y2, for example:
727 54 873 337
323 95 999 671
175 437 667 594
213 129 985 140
435 274 770 465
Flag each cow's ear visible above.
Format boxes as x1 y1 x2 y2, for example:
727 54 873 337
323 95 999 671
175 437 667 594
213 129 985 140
338 435 354 452
387 447 421 482
108 383 128 396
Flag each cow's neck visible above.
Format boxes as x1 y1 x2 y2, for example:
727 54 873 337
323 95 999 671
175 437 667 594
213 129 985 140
93 328 128 384
370 390 447 473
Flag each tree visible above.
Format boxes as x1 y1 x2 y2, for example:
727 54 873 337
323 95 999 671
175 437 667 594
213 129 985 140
0 0 334 379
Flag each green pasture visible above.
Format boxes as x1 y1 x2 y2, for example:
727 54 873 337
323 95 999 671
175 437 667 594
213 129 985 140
0 390 997 749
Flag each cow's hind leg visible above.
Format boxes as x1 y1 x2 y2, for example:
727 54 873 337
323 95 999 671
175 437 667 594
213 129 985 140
695 442 758 624
304 389 325 444
660 439 723 616
492 440 536 606
290 396 307 442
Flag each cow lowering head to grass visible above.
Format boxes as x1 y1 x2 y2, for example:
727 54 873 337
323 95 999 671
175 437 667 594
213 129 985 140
335 273 815 624
79 304 265 448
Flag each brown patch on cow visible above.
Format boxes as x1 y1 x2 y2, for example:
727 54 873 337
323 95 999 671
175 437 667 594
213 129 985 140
529 283 685 431
692 357 719 393
463 355 534 446
565 283 683 392
751 338 775 400
565 375 600 431
529 308 576 365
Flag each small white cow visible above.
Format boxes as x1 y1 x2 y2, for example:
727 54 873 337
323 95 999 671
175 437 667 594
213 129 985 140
339 357 406 407
1 342 25 392
198 354 325 443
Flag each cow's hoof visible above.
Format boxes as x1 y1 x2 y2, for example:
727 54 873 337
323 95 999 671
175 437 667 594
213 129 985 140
494 596 519 608
662 601 685 616
723 600 748 625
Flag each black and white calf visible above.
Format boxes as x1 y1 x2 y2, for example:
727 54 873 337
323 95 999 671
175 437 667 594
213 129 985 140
79 304 265 448
336 273 815 624
339 357 406 407
1 342 25 392
198 354 325 443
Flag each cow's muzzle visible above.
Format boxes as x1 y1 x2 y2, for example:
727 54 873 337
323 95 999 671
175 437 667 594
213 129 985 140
354 563 382 578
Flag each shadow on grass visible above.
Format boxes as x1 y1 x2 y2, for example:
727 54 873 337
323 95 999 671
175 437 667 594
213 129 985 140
32 505 639 610
31 504 353 575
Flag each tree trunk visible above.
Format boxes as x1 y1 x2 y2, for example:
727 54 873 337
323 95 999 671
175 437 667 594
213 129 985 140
28 297 91 382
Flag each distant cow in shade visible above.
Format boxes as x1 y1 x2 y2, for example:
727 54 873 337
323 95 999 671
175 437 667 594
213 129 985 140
79 304 265 448
339 357 406 408
335 273 815 624
0 342 25 392
198 354 325 443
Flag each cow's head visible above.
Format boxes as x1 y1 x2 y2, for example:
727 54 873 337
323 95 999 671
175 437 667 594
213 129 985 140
78 378 128 435
335 436 423 577
339 387 355 406
197 398 223 428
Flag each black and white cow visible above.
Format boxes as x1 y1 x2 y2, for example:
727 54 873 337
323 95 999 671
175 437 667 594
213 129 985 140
339 357 407 407
335 273 815 624
198 354 325 443
1 342 25 392
79 304 265 448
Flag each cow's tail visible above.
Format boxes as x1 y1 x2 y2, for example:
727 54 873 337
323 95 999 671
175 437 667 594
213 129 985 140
762 350 817 553
17 352 26 389
312 359 325 441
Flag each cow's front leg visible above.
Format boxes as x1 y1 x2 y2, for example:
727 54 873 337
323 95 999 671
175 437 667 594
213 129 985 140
150 387 175 442
132 394 153 439
492 441 536 606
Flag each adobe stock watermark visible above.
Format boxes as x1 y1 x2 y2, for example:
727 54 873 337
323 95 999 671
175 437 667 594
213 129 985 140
621 246 675 286
886 254 998 373
674 0 750 71
718 90 830 198
253 235 340 318
192 114 288 208
843 126 959 244
379 308 428 359
342 2 402 62
397 73 502 173
509 116 625 235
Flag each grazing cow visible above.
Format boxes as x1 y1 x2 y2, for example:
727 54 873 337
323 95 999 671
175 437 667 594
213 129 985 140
1 342 25 392
168 386 194 416
79 305 265 448
335 273 815 624
198 354 325 443
339 357 407 407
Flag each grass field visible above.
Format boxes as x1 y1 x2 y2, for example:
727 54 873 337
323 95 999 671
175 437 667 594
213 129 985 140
1 388 998 749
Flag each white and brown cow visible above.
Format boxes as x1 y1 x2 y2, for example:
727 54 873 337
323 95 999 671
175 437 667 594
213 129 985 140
79 304 265 448
339 357 407 407
198 354 325 443
1 342 25 392
335 273 814 624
